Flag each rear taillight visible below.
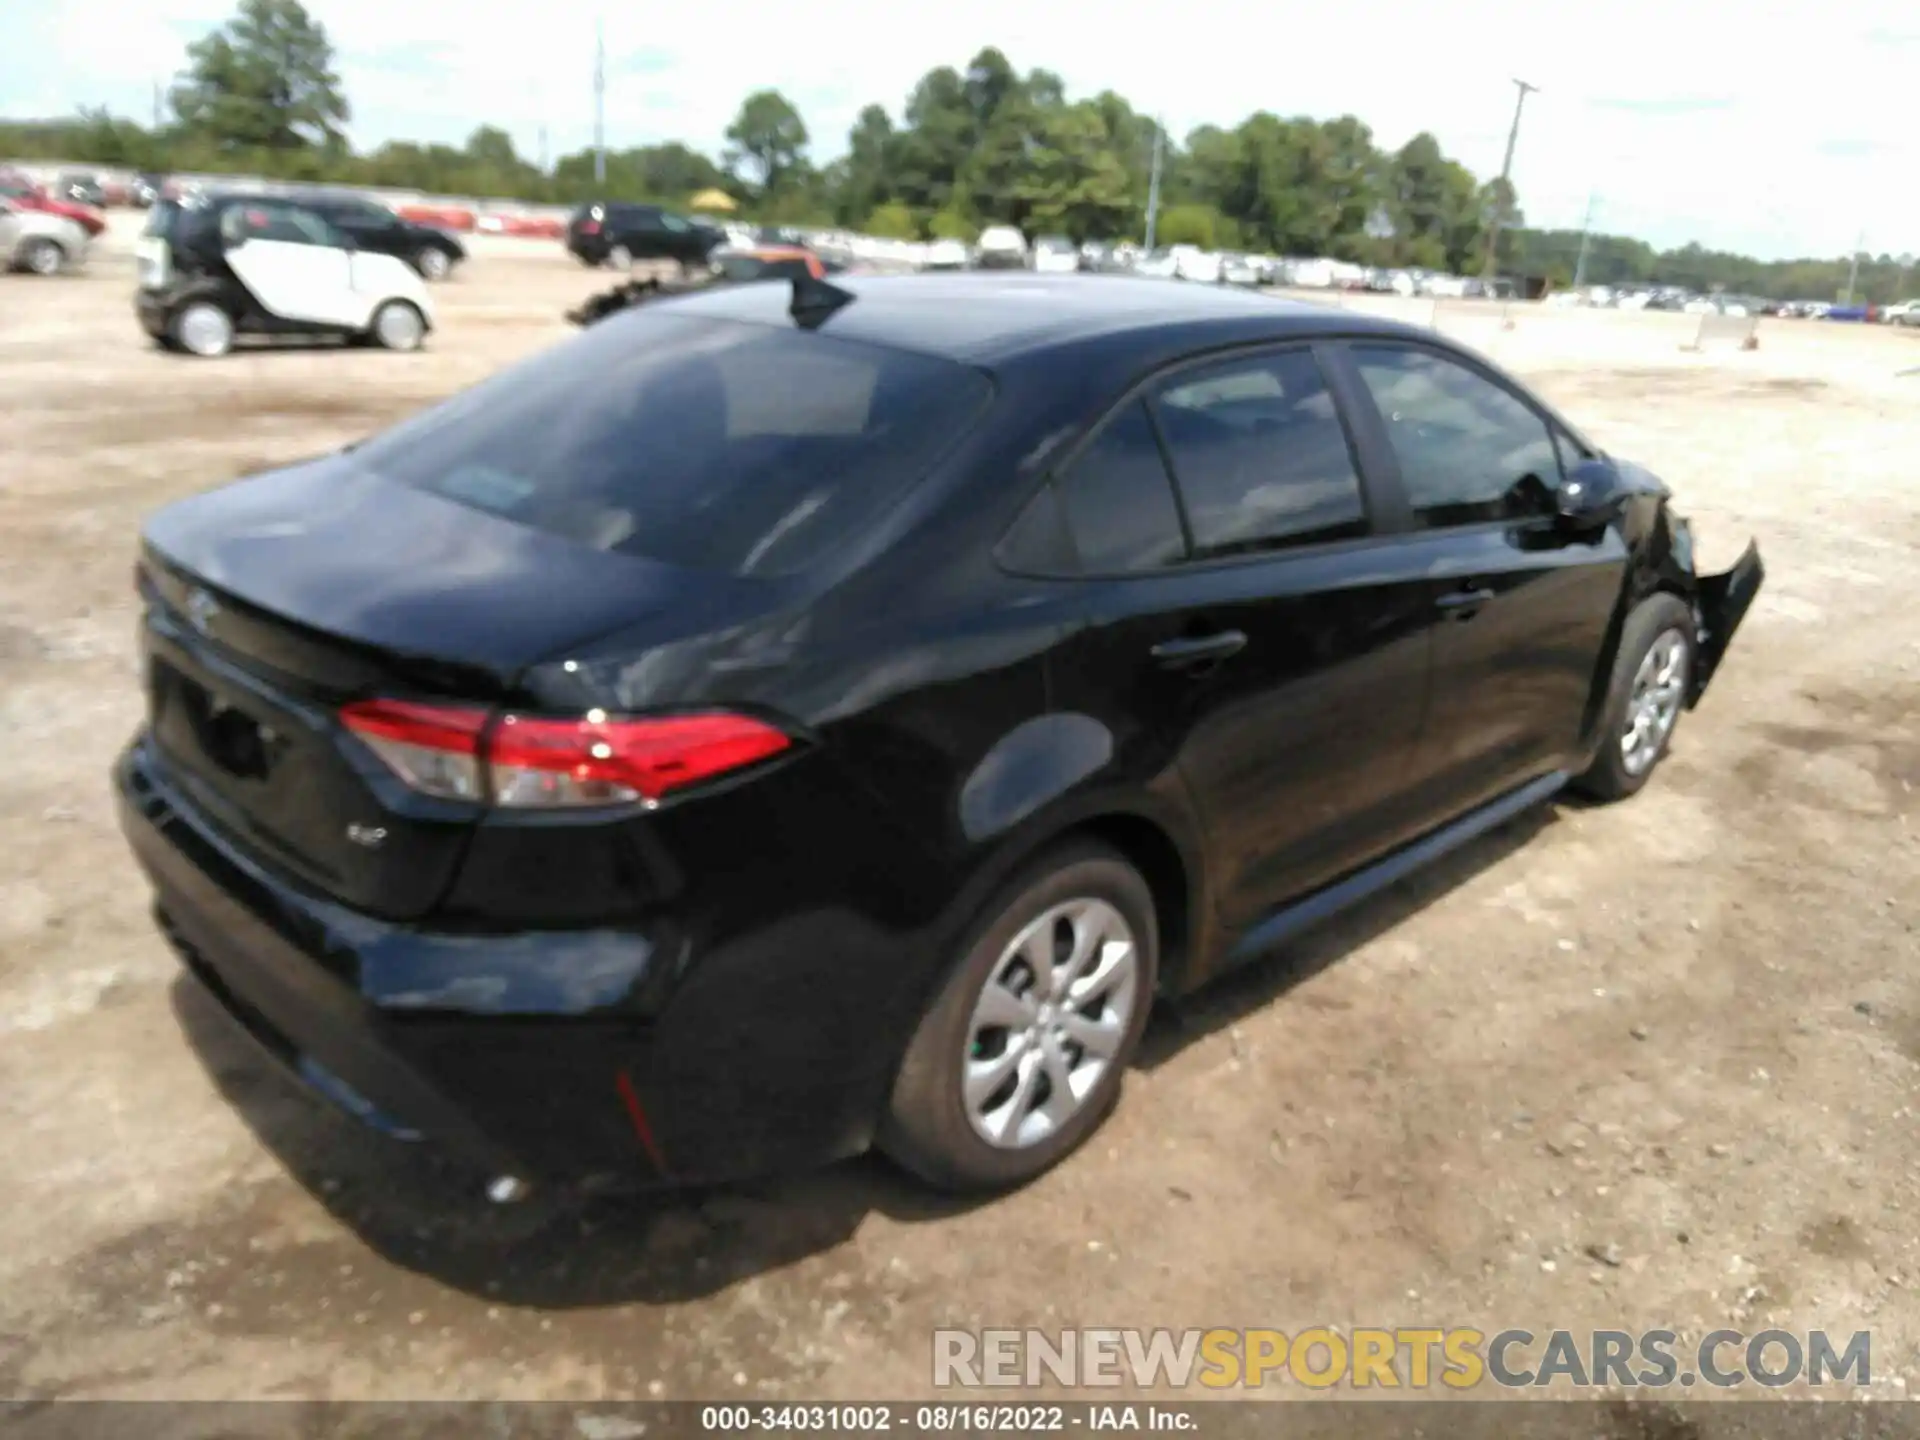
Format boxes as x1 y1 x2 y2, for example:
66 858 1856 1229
578 219 600 235
339 699 489 802
339 700 790 809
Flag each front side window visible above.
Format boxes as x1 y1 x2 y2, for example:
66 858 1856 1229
1150 348 1369 558
351 312 993 578
1349 345 1561 527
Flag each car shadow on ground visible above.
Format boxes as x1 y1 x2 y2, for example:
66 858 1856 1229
166 798 1564 1312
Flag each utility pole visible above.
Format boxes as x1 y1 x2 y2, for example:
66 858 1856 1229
151 80 162 129
593 17 607 187
1572 193 1598 290
1482 77 1538 279
538 125 549 174
1842 229 1865 305
1143 121 1164 250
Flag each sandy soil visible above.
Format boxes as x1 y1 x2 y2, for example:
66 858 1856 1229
1 223 1917 1408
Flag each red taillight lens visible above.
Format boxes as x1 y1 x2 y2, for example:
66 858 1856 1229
579 219 601 235
341 699 489 802
340 701 790 809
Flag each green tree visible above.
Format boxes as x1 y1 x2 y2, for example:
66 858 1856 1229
723 89 809 195
170 0 348 151
1156 203 1222 248
863 201 918 239
835 104 898 224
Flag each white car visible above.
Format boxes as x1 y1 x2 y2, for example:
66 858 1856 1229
136 192 433 358
1170 245 1222 283
1031 235 1079 274
975 225 1029 270
922 238 970 272
0 198 89 275
1133 249 1179 280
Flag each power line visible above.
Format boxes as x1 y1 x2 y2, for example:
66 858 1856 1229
1482 77 1538 279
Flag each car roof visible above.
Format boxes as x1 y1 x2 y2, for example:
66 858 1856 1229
652 272 1422 365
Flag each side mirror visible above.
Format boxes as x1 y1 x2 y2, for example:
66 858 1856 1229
1555 457 1628 530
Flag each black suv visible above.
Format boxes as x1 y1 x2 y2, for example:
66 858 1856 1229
301 193 467 281
566 202 726 271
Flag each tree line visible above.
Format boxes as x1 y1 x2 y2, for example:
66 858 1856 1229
4 0 1912 302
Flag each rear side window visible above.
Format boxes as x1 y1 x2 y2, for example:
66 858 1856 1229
352 312 993 578
1056 401 1187 572
1150 349 1368 558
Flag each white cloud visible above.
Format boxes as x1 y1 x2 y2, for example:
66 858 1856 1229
4 0 1916 258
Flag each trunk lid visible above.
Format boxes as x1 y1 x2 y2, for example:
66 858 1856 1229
139 453 770 919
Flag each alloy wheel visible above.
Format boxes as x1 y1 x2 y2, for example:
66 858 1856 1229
176 304 233 358
374 303 424 352
1621 628 1689 775
962 898 1140 1150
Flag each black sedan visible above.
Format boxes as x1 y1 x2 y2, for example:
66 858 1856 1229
301 193 468 281
116 275 1762 1199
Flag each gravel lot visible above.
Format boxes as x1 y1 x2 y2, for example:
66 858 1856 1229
1 224 1917 1407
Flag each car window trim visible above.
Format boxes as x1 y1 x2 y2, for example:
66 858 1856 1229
995 335 1404 582
1328 336 1576 532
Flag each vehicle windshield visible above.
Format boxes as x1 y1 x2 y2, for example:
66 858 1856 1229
352 310 994 578
1036 236 1074 253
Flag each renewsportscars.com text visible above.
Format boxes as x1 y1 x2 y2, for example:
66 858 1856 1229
932 1327 1872 1390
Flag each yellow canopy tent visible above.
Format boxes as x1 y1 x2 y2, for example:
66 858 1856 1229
689 188 737 213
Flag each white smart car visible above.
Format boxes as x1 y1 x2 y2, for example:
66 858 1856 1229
135 192 433 358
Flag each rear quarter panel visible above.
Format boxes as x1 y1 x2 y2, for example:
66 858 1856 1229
348 252 433 326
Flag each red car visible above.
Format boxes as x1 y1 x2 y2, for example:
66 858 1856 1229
0 171 107 238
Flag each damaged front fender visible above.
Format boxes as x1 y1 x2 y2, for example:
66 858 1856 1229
1688 537 1765 706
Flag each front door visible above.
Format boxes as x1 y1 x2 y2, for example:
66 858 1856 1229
1337 341 1628 821
1037 346 1439 950
221 201 356 327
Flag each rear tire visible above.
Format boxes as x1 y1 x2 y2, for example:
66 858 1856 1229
606 244 632 273
20 238 64 276
1572 592 1695 802
171 301 234 358
414 246 451 282
880 842 1158 1192
370 300 426 352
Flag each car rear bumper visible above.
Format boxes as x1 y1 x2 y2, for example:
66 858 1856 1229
116 736 900 1193
135 288 170 338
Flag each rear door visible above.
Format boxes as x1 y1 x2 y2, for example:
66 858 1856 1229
220 200 357 326
1030 344 1439 944
1334 341 1628 821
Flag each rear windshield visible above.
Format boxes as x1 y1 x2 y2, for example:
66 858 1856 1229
352 310 993 578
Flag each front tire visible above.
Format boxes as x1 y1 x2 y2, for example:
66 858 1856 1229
1573 592 1696 801
171 301 234 358
20 238 65 276
881 842 1158 1192
370 300 426 352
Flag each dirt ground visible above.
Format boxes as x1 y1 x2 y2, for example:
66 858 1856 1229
1 223 1917 1407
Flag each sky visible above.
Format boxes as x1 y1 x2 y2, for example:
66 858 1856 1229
4 0 1916 261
